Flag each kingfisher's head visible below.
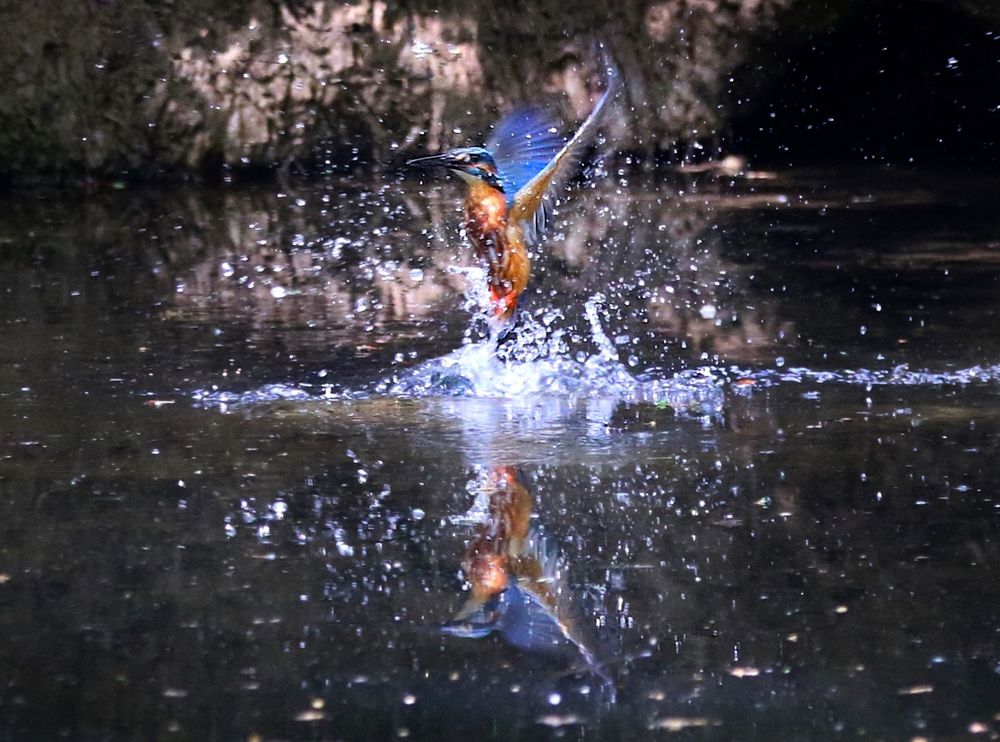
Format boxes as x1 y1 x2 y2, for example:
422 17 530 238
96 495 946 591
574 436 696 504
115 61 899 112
407 147 504 192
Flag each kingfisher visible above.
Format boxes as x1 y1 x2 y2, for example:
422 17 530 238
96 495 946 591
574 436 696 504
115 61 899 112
440 467 570 639
407 57 621 327
440 465 614 695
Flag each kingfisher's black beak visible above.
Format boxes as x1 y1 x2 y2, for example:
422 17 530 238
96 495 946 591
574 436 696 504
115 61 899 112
406 153 462 171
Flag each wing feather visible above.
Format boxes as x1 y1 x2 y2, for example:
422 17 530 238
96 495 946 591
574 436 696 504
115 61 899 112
510 60 622 245
486 108 566 208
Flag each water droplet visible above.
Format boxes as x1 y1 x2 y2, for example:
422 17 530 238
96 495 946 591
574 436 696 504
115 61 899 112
337 541 354 557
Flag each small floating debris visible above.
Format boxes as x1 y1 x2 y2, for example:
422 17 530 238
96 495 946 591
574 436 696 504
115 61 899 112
162 688 188 698
897 685 934 696
650 717 719 731
144 399 175 408
537 714 583 728
728 667 760 678
294 710 326 722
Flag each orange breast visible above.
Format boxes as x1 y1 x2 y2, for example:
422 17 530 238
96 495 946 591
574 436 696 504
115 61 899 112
464 183 530 321
462 466 534 600
464 181 508 248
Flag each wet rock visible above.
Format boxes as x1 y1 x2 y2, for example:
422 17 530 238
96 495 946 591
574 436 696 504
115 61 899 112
0 0 803 180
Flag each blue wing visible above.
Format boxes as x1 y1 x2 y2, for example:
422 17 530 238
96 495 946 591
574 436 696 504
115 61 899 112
499 530 572 654
441 584 569 653
508 57 622 246
496 582 572 653
486 108 567 209
510 60 621 237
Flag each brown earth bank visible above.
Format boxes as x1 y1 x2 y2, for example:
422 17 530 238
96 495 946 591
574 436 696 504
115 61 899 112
0 0 997 183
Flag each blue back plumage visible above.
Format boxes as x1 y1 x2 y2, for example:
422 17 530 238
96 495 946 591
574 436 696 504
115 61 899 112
486 108 566 208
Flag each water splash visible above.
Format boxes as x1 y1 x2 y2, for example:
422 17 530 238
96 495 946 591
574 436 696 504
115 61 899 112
194 383 315 409
728 363 1000 388
367 298 724 415
193 356 1000 414
584 293 618 363
193 297 726 417
191 287 1000 416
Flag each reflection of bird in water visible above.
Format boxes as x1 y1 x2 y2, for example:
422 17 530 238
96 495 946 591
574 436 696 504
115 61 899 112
407 55 620 333
442 466 613 694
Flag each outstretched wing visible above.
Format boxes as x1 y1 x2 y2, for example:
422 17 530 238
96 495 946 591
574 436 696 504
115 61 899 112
509 60 622 246
486 108 566 208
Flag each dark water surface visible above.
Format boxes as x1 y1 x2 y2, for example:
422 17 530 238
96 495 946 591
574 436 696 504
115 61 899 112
2 168 1000 740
